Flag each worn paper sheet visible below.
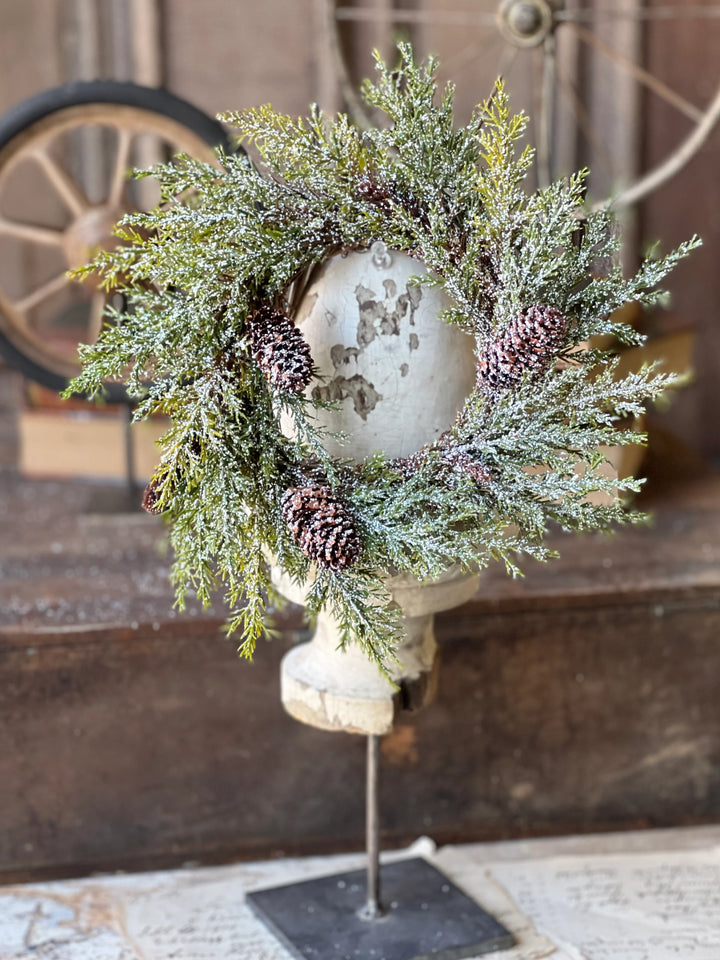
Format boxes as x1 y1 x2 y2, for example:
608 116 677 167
3 839 720 959
484 848 720 960
0 839 556 960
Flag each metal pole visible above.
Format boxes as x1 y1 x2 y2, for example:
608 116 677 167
537 33 556 190
362 733 383 920
123 402 136 504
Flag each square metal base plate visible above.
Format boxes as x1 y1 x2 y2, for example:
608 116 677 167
247 856 513 960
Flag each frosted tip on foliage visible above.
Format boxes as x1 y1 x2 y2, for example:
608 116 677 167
246 305 313 393
281 485 362 572
477 305 569 395
391 440 492 486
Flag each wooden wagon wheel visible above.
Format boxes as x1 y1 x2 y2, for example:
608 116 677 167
0 82 229 398
326 0 720 208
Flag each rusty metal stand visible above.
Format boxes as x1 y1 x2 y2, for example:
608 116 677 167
246 734 513 960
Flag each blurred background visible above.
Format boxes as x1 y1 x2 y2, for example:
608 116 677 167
2 0 720 885
0 0 719 476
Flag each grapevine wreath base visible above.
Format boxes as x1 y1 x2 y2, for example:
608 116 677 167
69 45 698 671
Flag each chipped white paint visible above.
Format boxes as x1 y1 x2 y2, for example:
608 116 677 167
292 246 476 462
277 565 481 736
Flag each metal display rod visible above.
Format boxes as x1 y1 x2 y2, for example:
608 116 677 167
362 735 383 921
246 733 514 960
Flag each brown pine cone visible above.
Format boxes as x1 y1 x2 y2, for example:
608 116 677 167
390 449 425 480
356 174 393 215
141 474 166 515
477 304 569 395
281 484 362 572
440 448 492 485
246 305 313 393
392 188 430 229
392 442 491 487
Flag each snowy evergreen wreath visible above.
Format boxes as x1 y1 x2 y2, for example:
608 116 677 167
68 46 698 670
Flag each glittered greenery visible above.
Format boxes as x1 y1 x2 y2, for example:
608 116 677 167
66 45 699 672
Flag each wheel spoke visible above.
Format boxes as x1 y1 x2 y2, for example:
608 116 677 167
607 80 720 209
555 69 615 176
496 41 519 86
326 0 373 129
372 0 394 65
568 22 704 123
14 273 69 314
333 6 497 27
0 217 64 247
442 31 505 84
558 6 720 24
537 35 556 188
29 148 88 217
108 129 134 208
0 94 222 386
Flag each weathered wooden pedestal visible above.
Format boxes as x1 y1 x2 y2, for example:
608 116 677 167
248 246 513 958
277 244 480 737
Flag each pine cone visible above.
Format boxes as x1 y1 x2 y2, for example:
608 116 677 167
440 447 492 485
390 429 451 480
357 174 431 228
281 485 362 572
390 449 425 480
357 174 393 215
142 474 166 515
392 188 430 229
246 305 313 393
392 440 491 486
477 305 569 395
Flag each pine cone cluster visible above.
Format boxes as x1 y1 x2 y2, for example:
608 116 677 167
142 436 201 515
391 435 491 487
392 185 428 227
477 304 569 395
390 449 425 480
246 305 313 393
281 485 362 572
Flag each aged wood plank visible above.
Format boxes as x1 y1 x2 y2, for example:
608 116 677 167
2 569 720 882
2 460 720 881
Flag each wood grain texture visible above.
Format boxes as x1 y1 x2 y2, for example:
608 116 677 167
2 455 720 882
640 3 720 459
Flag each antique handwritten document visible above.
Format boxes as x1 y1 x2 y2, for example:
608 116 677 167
2 835 720 958
485 849 720 960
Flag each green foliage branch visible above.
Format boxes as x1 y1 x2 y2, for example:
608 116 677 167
66 45 699 672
